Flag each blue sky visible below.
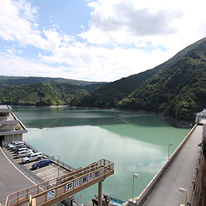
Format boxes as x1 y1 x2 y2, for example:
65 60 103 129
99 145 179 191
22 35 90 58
0 0 206 82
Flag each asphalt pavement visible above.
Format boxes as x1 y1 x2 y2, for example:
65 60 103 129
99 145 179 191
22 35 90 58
143 125 203 206
0 147 35 204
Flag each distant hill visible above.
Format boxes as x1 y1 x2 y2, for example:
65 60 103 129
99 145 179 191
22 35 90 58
0 82 89 106
0 76 107 88
77 37 206 115
0 76 107 106
118 38 206 120
1 37 206 121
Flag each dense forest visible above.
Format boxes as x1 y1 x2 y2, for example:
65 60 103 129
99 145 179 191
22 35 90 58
118 40 206 120
76 37 206 109
1 37 206 121
0 82 104 106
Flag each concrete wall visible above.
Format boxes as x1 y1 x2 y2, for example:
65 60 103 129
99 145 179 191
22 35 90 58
192 152 206 206
132 124 198 206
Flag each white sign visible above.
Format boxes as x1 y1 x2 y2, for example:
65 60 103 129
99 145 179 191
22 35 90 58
47 189 56 200
66 182 73 191
74 179 80 187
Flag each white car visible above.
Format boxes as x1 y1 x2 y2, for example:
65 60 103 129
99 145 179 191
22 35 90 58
22 152 43 164
7 141 24 149
16 150 33 158
7 143 14 149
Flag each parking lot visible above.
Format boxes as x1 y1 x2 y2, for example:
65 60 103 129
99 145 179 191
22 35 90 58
3 146 70 185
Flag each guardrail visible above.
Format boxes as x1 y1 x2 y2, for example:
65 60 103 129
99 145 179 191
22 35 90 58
23 141 76 171
5 159 114 206
129 123 198 206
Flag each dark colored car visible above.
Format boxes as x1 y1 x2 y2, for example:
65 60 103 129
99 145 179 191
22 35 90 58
32 159 52 170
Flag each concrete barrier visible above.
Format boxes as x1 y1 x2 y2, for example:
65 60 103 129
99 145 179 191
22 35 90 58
132 124 198 206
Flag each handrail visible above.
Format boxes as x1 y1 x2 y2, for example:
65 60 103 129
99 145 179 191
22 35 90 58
23 141 76 171
132 123 197 206
5 159 114 206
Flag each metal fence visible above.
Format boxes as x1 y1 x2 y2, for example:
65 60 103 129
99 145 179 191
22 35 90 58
5 159 114 206
24 141 76 171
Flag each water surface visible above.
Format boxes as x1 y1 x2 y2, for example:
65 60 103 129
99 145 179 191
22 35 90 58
13 106 189 205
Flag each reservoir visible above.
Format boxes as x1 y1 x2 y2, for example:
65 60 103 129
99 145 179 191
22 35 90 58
13 106 189 205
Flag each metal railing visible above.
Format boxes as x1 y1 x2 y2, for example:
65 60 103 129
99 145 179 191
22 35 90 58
5 159 114 206
132 123 198 206
23 141 76 171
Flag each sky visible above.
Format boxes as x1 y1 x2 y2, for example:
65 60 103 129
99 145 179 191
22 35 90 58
0 0 206 82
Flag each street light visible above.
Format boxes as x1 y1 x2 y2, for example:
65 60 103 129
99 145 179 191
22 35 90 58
52 155 60 183
179 187 187 206
132 174 139 202
168 143 173 159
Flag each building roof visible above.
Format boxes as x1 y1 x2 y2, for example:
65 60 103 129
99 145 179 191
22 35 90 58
0 105 12 113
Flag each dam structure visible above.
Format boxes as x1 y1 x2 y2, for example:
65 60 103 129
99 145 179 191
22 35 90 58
0 105 205 206
126 117 205 206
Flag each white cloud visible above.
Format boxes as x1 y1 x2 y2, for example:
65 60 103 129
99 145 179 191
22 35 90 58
80 0 183 45
0 0 206 82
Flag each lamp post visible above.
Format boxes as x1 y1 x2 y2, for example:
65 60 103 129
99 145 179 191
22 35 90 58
168 143 173 159
179 187 187 206
52 155 60 183
132 174 139 202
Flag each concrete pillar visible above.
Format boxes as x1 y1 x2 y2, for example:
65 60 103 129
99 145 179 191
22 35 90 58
98 181 102 206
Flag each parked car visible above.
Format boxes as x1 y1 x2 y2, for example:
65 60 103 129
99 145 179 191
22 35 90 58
16 150 33 158
12 144 26 152
12 141 24 145
7 141 24 149
7 143 14 149
32 159 52 170
15 147 31 153
22 152 43 164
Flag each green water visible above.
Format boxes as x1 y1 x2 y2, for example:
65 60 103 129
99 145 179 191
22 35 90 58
13 106 189 205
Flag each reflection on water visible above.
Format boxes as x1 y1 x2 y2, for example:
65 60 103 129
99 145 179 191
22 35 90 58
14 106 189 205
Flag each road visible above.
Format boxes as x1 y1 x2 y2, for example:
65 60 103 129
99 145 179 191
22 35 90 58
0 147 35 204
0 146 70 205
143 125 203 206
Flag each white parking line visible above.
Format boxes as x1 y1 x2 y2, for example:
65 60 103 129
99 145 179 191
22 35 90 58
34 167 56 175
40 173 58 180
0 147 37 186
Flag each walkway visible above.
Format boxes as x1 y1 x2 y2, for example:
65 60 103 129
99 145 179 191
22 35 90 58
142 124 203 206
0 147 34 204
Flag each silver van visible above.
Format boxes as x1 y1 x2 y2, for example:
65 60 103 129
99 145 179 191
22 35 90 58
16 150 33 158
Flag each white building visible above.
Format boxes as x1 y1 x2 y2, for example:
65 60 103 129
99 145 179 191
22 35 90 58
0 105 27 146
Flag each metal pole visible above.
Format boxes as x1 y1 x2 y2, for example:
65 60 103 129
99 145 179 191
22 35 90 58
132 175 134 201
132 174 139 202
57 155 60 182
168 143 173 159
185 190 187 206
52 155 60 183
179 187 187 206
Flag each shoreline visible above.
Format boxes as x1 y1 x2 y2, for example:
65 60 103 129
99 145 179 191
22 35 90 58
12 104 194 129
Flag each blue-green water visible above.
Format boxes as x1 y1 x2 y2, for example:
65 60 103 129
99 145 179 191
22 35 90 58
13 106 189 205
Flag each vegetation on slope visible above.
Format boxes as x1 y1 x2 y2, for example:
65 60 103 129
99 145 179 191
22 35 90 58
0 82 88 106
0 76 107 88
118 40 206 120
77 37 206 110
1 37 206 121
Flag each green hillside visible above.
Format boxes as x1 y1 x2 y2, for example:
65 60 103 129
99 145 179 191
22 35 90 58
77 37 206 109
0 76 107 88
118 39 206 120
1 37 206 121
0 82 88 106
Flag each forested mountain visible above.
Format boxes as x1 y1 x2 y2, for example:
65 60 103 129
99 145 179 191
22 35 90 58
1 37 206 121
0 82 89 105
118 39 206 120
77 37 206 113
0 76 107 88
